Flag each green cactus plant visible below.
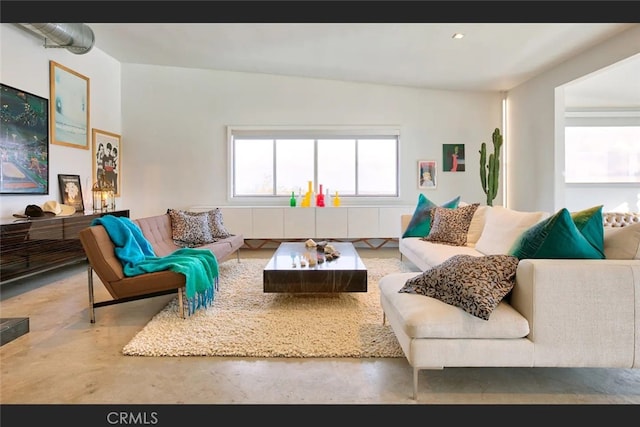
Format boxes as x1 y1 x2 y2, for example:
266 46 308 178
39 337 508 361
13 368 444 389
479 128 503 206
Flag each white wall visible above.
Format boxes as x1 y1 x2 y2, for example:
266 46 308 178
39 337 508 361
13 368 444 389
507 25 640 213
0 24 502 221
0 24 121 219
121 64 502 218
6 23 636 220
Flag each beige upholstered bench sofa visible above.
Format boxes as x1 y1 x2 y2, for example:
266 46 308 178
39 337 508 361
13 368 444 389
80 211 244 322
134 213 244 261
379 207 640 399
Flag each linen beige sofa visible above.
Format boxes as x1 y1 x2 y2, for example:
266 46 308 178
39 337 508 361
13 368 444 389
80 212 244 322
379 208 640 399
134 213 243 261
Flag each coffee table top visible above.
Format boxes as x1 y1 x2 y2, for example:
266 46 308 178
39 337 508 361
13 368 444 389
263 242 366 272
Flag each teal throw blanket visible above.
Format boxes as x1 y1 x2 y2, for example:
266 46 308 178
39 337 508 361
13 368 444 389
92 215 219 315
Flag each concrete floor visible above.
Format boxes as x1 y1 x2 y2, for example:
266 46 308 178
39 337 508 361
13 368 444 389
1 247 639 408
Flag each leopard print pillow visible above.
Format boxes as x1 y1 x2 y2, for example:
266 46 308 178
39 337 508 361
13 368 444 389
399 254 519 320
167 209 214 247
422 203 479 246
207 208 231 238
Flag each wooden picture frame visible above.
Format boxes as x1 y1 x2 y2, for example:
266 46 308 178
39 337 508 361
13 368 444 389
50 61 90 149
92 128 121 196
0 83 49 194
418 160 437 189
57 174 84 212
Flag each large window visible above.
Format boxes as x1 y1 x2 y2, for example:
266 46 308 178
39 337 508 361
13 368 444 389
565 125 640 183
230 127 399 199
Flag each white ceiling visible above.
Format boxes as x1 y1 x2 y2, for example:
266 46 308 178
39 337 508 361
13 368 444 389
88 23 640 108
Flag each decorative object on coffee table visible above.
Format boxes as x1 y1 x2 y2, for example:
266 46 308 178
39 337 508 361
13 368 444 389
263 242 366 293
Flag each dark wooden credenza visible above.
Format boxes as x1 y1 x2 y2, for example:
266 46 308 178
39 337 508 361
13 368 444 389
0 210 129 284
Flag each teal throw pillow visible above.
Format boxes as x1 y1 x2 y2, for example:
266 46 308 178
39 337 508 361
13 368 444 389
508 208 605 260
402 194 460 238
571 205 604 257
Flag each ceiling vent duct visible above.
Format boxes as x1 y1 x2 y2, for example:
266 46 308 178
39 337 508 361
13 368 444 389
16 23 95 55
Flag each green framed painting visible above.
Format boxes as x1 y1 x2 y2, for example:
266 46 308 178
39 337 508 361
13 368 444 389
443 143 465 172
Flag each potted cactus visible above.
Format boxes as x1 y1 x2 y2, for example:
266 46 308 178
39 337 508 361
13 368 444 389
479 128 503 206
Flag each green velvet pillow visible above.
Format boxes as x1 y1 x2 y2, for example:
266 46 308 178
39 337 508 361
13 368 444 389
571 205 604 257
402 194 460 238
508 208 605 260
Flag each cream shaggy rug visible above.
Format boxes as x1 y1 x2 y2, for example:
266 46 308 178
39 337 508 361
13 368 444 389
122 257 416 358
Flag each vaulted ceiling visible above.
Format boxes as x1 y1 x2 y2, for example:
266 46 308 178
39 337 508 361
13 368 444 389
88 23 640 108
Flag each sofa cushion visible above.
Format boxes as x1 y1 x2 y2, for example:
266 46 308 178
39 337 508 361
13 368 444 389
571 205 605 257
201 208 232 238
423 203 479 246
604 222 640 259
379 272 530 338
168 209 214 247
399 254 520 320
508 208 605 260
399 238 483 270
475 206 548 255
466 205 489 246
402 194 460 238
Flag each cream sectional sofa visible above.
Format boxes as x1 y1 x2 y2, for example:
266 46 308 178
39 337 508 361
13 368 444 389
379 207 640 399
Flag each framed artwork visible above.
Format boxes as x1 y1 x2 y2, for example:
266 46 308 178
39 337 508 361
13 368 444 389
418 160 437 189
49 61 90 149
0 83 49 194
92 128 121 196
57 174 84 212
443 143 465 172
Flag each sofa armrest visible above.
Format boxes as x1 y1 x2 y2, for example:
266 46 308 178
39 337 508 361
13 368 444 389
511 259 640 368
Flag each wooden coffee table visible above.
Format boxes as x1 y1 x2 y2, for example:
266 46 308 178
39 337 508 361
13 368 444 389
263 242 367 293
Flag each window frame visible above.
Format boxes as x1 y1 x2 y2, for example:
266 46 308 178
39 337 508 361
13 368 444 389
227 125 401 203
564 111 640 184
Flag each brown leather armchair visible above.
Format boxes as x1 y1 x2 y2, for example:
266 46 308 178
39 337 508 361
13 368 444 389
79 225 186 323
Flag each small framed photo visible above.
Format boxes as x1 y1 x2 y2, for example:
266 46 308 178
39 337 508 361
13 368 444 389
58 174 84 212
418 160 437 189
442 143 465 172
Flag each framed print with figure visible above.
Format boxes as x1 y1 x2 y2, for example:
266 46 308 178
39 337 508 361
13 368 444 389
58 174 84 212
443 144 465 172
418 160 437 189
50 61 90 149
0 83 49 194
92 128 121 196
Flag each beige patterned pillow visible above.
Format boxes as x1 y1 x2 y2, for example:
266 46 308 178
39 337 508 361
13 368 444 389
422 203 479 246
167 209 214 247
399 254 519 320
207 208 231 238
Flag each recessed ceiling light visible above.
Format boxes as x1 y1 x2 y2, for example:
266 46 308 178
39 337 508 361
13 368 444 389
452 33 465 39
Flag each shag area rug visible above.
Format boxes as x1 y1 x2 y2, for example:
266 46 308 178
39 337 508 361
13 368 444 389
123 257 416 358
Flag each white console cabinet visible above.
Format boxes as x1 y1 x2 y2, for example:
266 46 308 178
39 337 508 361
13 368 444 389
215 206 414 240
